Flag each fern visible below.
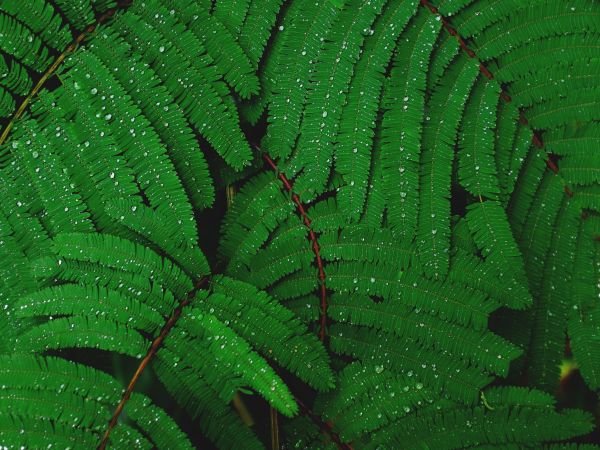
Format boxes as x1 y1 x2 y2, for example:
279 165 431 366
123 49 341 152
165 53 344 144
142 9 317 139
0 0 599 448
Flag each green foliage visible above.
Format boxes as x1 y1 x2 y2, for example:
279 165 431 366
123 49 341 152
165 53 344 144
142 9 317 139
0 0 599 448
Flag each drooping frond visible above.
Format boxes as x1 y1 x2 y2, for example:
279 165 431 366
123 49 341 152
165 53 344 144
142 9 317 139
417 54 479 278
0 354 194 448
380 9 440 239
334 0 417 220
287 0 387 197
262 0 343 161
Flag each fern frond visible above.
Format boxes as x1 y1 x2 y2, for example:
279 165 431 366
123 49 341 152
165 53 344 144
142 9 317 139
214 0 251 36
61 48 197 235
88 30 215 210
104 199 210 278
569 305 600 391
238 0 285 67
330 323 493 402
0 56 32 96
0 0 71 50
32 256 178 316
371 389 594 449
209 275 335 391
448 248 531 310
458 76 501 200
114 4 253 169
0 12 52 71
568 218 600 390
466 200 529 294
518 175 565 293
328 293 520 376
317 361 432 441
262 0 342 161
417 54 479 278
525 201 580 391
51 232 194 297
163 0 260 98
153 354 265 450
327 262 498 330
18 315 148 355
507 150 547 237
31 86 142 235
9 122 94 234
289 0 387 197
381 9 441 238
335 0 417 220
168 307 298 416
52 0 95 29
15 284 164 332
0 354 193 448
545 123 600 157
1 0 599 447
493 100 520 201
219 173 295 273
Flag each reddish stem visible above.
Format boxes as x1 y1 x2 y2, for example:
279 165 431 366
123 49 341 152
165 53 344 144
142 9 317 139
545 158 559 174
261 152 329 343
295 396 354 450
261 150 356 449
419 0 593 226
532 133 545 149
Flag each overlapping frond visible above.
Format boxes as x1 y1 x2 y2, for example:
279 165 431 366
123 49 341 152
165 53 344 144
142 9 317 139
0 0 599 448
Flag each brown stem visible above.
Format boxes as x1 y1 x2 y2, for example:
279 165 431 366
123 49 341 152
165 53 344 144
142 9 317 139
97 276 209 449
270 407 280 450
